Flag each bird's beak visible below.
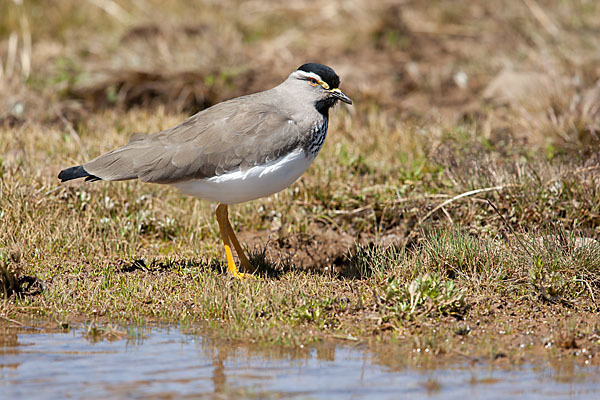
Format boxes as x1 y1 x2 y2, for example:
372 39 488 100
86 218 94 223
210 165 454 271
329 88 353 105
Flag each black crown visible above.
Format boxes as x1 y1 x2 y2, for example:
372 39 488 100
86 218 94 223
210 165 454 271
297 63 340 89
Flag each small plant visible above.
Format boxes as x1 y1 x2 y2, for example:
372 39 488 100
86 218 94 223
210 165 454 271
292 296 337 330
381 273 466 319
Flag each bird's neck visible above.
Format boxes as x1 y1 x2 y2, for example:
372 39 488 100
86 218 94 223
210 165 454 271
314 98 337 118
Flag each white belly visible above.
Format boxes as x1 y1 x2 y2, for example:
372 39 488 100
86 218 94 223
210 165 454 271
173 148 314 204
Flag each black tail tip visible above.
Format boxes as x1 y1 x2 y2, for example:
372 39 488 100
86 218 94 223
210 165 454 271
58 165 100 182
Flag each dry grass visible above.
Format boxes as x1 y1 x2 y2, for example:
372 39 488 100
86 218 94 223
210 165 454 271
1 0 600 365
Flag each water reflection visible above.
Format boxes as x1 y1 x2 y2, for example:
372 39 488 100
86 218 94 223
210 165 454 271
0 324 598 399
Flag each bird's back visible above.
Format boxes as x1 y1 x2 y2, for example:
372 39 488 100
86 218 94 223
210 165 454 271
81 89 308 184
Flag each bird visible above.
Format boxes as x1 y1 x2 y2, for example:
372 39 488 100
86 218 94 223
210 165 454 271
58 63 352 278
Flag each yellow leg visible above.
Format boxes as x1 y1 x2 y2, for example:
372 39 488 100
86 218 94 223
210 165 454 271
216 204 251 278
223 217 252 272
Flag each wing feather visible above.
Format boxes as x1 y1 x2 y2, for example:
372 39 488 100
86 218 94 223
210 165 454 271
83 91 305 184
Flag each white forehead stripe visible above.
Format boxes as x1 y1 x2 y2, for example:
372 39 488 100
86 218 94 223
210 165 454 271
294 70 323 82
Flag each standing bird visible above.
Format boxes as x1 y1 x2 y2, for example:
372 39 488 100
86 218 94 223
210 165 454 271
58 63 352 278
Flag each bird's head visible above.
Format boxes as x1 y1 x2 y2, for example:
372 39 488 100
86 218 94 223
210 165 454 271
287 63 352 114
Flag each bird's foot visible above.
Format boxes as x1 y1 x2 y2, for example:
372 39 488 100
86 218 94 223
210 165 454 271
229 270 255 280
225 251 255 280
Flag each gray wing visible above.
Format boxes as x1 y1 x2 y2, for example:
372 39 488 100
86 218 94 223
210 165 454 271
83 93 305 183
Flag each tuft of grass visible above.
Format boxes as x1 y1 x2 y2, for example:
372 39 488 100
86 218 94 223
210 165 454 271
347 243 403 280
525 231 600 303
416 229 511 283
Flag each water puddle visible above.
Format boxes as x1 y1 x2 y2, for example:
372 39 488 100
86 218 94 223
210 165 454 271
1 325 599 399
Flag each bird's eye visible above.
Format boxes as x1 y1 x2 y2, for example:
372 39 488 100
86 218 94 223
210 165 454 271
308 78 319 86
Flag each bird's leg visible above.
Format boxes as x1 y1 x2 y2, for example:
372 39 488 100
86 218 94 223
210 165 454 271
223 216 252 273
216 204 245 279
216 204 253 278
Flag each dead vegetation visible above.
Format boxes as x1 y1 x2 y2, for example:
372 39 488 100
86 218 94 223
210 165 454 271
0 248 43 298
1 0 600 365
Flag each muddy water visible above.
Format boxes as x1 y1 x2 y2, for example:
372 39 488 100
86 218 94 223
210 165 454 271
1 326 599 399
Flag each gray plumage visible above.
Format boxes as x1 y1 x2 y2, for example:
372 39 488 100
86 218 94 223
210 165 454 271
59 64 352 185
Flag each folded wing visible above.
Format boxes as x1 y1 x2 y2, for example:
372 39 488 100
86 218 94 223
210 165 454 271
83 94 304 184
